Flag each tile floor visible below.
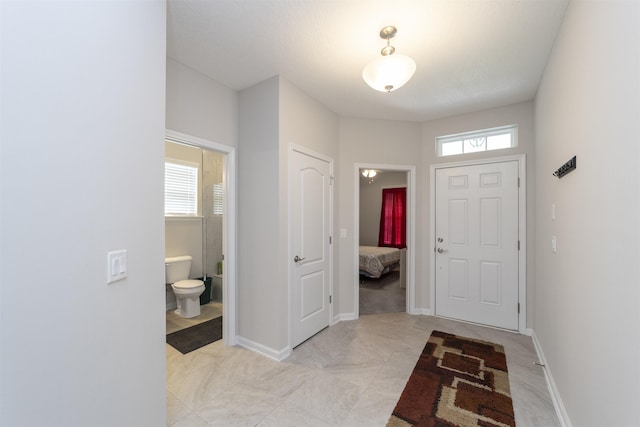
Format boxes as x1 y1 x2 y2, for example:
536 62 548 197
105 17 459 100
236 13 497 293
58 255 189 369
167 312 560 427
167 302 223 334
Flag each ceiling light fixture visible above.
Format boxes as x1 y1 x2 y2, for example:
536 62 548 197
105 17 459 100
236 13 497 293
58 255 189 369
362 26 416 93
361 169 377 184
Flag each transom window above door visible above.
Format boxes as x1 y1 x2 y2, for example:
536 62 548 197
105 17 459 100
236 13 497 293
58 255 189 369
436 125 518 157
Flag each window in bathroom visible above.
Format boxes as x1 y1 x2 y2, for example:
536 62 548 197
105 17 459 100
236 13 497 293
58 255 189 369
213 183 223 215
165 159 198 216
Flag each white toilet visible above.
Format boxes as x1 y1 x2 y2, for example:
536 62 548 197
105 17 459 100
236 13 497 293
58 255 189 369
165 255 205 318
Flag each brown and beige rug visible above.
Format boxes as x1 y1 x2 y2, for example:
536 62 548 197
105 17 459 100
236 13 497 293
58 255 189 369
387 330 515 427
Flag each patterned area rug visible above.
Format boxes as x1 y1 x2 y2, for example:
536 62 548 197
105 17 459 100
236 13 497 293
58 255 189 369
387 330 515 427
166 317 222 354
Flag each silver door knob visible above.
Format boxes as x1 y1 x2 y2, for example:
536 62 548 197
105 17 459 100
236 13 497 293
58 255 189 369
294 255 306 263
437 248 447 253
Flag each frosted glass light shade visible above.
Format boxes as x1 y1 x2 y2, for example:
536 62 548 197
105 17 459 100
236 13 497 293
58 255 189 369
362 54 416 92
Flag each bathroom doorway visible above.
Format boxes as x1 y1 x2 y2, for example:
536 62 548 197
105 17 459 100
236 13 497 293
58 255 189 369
164 130 237 346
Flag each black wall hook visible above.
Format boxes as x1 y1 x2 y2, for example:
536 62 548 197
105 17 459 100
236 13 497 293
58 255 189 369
553 156 576 178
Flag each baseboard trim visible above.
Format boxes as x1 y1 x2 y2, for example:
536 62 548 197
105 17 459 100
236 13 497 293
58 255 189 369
236 336 290 362
335 312 357 322
336 310 431 319
531 330 572 427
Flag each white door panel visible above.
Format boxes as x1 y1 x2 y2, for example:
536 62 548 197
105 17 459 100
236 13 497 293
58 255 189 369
300 271 325 320
291 149 332 348
435 161 519 330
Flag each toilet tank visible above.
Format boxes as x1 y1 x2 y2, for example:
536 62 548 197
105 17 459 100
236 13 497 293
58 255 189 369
165 255 192 284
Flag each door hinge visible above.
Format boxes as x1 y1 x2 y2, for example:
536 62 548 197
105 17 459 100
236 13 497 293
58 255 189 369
518 240 520 250
330 176 334 186
518 303 520 314
329 236 332 245
518 177 520 188
329 295 332 304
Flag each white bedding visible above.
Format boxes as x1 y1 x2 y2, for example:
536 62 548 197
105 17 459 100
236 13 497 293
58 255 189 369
359 246 401 278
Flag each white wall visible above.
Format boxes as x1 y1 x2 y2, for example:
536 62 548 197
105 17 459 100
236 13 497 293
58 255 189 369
166 57 238 147
237 76 338 355
279 78 340 161
422 101 535 320
280 77 339 336
338 118 422 316
0 2 167 426
238 77 282 351
534 2 640 426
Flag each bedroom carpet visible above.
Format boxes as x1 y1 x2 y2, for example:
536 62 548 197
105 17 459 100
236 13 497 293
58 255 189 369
360 270 406 315
166 316 222 354
387 330 515 427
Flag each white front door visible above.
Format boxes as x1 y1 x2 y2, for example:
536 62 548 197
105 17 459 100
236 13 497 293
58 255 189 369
290 148 332 348
435 161 519 330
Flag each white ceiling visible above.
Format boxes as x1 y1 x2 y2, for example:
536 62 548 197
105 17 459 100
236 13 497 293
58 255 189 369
167 0 568 122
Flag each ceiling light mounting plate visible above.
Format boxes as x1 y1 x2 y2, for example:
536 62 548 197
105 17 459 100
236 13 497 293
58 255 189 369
379 26 397 40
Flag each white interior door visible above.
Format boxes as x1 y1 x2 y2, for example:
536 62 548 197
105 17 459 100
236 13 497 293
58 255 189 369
291 148 332 348
435 161 519 330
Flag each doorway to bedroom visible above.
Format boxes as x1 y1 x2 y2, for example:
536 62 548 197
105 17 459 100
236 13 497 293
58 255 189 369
355 164 415 317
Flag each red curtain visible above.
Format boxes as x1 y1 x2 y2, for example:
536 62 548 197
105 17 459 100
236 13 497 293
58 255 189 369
378 187 406 248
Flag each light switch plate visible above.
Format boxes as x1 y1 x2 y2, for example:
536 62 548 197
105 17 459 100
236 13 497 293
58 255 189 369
107 249 128 284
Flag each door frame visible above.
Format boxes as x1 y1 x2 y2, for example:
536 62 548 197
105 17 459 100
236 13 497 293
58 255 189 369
288 144 334 347
354 163 417 317
165 129 238 346
430 154 527 333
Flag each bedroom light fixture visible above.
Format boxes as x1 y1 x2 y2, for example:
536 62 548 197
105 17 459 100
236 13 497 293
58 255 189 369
362 169 377 184
362 26 416 93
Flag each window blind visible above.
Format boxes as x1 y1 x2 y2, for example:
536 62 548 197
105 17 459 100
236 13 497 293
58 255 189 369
213 183 223 215
165 161 198 216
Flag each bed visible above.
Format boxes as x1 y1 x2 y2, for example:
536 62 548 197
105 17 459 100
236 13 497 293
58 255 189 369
359 246 401 278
